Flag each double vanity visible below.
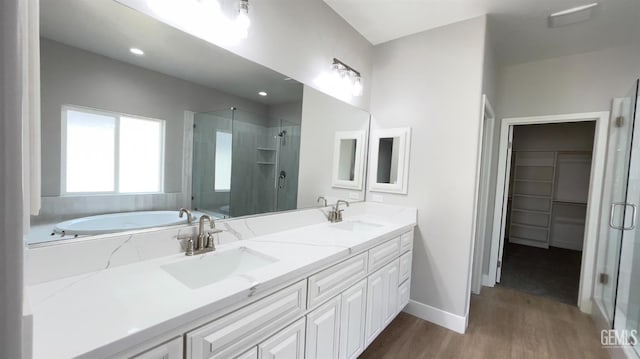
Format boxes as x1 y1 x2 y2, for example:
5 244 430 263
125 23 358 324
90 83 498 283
26 203 416 358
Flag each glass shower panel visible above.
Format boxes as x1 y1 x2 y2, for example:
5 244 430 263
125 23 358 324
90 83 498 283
192 109 233 218
615 80 640 353
595 85 636 322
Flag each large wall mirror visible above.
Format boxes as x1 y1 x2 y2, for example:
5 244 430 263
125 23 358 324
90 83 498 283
29 0 371 245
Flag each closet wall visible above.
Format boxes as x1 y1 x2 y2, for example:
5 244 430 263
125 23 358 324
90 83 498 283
509 121 596 251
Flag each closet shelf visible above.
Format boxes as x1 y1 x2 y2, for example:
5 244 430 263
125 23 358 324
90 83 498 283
256 162 276 165
513 193 552 199
512 208 551 215
511 222 549 231
514 179 553 184
257 148 277 151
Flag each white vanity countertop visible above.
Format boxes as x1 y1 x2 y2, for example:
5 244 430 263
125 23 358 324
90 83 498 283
27 205 416 358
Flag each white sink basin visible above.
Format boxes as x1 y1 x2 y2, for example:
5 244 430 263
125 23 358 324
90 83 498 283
332 220 383 232
161 247 278 289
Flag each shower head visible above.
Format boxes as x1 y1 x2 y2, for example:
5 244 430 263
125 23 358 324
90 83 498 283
278 130 287 137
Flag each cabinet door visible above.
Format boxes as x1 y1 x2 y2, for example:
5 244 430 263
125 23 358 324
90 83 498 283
306 296 341 359
365 269 385 345
383 259 400 326
339 279 367 359
236 347 258 359
397 279 411 314
132 337 183 359
258 318 305 359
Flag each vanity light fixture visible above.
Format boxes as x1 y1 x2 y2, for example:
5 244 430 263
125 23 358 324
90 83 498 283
258 91 267 96
129 47 145 56
331 58 363 97
236 0 251 39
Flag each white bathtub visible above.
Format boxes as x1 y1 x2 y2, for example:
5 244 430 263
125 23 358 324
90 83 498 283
54 211 191 236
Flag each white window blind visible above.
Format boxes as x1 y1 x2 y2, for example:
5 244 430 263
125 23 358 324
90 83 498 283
214 131 232 191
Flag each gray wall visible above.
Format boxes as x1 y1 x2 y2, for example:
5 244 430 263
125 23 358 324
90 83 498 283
40 38 267 196
368 16 488 318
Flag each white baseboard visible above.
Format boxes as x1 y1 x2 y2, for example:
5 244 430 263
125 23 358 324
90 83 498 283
482 273 494 287
403 300 467 334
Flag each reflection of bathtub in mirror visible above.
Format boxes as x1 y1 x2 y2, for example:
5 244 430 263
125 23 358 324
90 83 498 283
53 211 197 236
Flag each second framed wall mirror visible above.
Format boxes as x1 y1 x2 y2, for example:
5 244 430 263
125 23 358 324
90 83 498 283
332 131 366 190
369 127 411 194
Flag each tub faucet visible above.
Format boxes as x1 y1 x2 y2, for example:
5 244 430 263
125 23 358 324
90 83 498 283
329 200 350 223
179 208 193 225
317 196 328 207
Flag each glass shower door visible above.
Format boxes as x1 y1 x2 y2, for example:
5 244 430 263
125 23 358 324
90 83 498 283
596 82 637 323
614 80 640 354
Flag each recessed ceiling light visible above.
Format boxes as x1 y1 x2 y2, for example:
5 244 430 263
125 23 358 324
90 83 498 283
129 48 144 56
284 77 293 81
258 91 268 96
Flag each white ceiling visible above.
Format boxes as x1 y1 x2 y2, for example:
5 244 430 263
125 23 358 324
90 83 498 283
40 0 303 106
323 0 640 65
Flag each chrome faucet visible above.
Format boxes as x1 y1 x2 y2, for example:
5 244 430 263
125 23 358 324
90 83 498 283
179 208 193 224
184 215 221 256
317 196 328 207
329 200 350 223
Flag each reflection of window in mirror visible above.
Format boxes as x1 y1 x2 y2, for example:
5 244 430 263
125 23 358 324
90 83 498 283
214 131 232 192
63 106 165 194
338 139 357 181
376 137 400 184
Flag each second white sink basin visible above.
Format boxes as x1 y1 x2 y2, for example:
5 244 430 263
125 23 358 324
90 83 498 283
162 247 278 289
332 220 383 232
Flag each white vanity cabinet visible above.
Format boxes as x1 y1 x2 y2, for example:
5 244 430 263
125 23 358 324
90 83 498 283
163 230 414 359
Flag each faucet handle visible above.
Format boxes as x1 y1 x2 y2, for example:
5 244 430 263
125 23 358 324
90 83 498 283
185 238 195 256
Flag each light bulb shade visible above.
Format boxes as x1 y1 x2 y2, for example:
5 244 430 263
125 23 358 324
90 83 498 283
352 76 363 97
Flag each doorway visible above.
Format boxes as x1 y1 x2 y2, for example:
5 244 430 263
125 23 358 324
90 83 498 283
498 122 595 304
487 111 610 312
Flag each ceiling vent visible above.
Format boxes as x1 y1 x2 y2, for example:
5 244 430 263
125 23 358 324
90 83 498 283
548 2 599 28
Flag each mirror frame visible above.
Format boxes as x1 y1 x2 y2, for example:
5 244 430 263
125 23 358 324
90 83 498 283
331 130 367 190
369 127 411 194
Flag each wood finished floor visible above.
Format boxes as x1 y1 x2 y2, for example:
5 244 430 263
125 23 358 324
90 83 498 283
359 286 608 359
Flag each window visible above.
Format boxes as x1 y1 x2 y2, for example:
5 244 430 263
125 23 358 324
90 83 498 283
62 106 165 194
214 131 232 191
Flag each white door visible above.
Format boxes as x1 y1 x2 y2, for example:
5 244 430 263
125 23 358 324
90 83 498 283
132 337 183 359
496 125 514 283
339 279 367 359
382 259 400 326
236 348 258 359
365 268 385 345
258 318 305 359
306 296 341 359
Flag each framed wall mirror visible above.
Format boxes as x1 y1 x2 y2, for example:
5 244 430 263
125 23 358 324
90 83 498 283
29 0 371 246
369 127 411 194
332 131 366 190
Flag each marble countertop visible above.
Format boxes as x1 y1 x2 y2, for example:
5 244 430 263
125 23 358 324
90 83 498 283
27 205 416 358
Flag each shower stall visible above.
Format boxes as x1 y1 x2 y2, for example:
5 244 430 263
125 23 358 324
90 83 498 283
191 107 301 218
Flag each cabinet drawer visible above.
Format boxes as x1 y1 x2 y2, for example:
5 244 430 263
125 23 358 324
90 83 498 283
398 251 412 284
368 237 400 273
400 231 413 254
308 253 367 308
132 337 183 359
187 280 307 359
